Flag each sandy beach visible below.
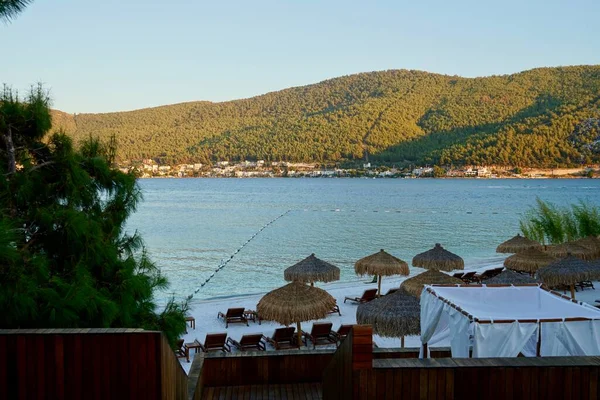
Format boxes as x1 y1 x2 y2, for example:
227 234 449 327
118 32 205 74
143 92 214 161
178 262 600 373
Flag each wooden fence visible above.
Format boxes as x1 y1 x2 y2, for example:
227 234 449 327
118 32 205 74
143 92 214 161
0 329 188 400
322 326 600 400
199 348 334 387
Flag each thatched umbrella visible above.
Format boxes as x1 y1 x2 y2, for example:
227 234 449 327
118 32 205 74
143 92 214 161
412 243 464 272
496 234 542 253
545 242 598 261
504 248 557 274
356 288 419 348
355 249 409 296
572 236 600 259
400 270 463 298
284 253 340 286
257 281 336 347
485 270 539 285
536 255 600 300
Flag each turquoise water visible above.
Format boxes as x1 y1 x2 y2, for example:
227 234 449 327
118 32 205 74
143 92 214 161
127 178 600 303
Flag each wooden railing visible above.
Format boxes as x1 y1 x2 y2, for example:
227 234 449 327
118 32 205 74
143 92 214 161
0 329 188 400
322 325 373 400
322 327 600 399
360 357 600 399
373 347 451 359
199 348 334 387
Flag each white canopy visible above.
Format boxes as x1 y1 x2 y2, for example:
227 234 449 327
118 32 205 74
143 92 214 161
420 284 600 358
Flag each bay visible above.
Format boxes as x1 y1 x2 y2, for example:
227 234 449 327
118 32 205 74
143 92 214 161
126 178 600 303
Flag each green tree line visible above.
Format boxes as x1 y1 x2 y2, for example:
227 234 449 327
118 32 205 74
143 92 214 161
53 66 600 166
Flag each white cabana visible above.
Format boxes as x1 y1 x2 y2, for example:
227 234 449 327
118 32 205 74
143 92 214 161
420 284 600 358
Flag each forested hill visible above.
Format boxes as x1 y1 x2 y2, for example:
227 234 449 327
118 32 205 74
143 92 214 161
53 66 600 167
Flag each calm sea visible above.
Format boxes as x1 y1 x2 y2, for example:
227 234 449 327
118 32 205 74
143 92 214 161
127 178 600 303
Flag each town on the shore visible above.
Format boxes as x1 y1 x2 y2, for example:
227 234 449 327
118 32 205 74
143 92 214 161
118 159 599 179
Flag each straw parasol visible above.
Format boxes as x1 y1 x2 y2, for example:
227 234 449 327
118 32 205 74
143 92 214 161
284 253 340 286
484 270 540 285
496 234 542 253
572 236 600 259
400 270 463 298
412 243 464 272
356 288 419 348
503 248 557 274
355 249 409 296
544 242 598 261
257 281 337 347
536 255 600 300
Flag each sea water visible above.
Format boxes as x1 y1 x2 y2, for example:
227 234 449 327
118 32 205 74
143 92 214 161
127 178 600 303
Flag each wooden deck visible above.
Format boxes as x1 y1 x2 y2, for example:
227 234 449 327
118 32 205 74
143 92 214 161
202 382 322 399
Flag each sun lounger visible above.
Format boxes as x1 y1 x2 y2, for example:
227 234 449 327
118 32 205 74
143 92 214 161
175 339 189 362
217 307 249 328
385 288 400 295
193 333 230 353
344 288 378 304
302 322 338 349
328 301 342 316
452 272 464 279
460 271 477 283
576 281 595 290
265 327 298 350
226 334 266 351
334 324 353 342
474 269 497 282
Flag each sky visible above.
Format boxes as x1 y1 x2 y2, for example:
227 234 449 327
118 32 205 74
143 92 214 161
1 0 599 113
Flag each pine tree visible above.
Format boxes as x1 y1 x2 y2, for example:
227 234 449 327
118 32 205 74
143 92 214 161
0 85 187 347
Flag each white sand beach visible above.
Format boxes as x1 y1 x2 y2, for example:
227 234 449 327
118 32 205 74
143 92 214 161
178 262 600 373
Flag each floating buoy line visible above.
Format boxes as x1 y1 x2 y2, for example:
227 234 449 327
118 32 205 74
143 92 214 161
185 207 510 300
186 209 291 301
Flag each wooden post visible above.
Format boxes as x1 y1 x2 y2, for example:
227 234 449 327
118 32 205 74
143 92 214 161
536 323 542 357
401 336 405 348
296 321 302 348
377 275 382 296
310 282 314 287
570 284 576 300
423 342 428 358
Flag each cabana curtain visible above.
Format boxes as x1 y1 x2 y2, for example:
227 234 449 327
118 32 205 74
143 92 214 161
420 285 600 358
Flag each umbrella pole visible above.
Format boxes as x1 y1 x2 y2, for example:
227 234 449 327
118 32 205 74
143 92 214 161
401 336 405 348
311 282 314 287
378 275 382 296
296 321 302 348
570 284 576 300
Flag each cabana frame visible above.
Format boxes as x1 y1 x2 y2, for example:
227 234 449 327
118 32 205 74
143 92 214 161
421 283 600 358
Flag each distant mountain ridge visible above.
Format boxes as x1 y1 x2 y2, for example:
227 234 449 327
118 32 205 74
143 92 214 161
52 66 600 167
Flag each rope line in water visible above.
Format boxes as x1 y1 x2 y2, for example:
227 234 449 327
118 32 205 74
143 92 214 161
186 209 291 300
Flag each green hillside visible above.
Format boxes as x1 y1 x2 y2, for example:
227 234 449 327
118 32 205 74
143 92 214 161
53 66 600 167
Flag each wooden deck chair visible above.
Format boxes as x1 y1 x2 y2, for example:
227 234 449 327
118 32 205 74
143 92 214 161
328 301 341 316
452 272 464 279
460 271 477 283
302 322 337 349
265 327 297 350
217 307 249 328
226 334 266 351
195 333 230 353
175 339 189 362
344 288 378 304
385 288 400 295
474 269 496 283
334 324 353 343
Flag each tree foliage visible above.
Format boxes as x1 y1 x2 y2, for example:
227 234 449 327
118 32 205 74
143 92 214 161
54 66 600 166
0 0 33 21
520 199 600 245
0 86 187 346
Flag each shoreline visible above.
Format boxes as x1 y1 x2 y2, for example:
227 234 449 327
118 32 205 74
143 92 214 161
179 259 600 374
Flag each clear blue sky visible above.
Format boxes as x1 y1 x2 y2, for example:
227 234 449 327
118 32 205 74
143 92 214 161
1 0 599 113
